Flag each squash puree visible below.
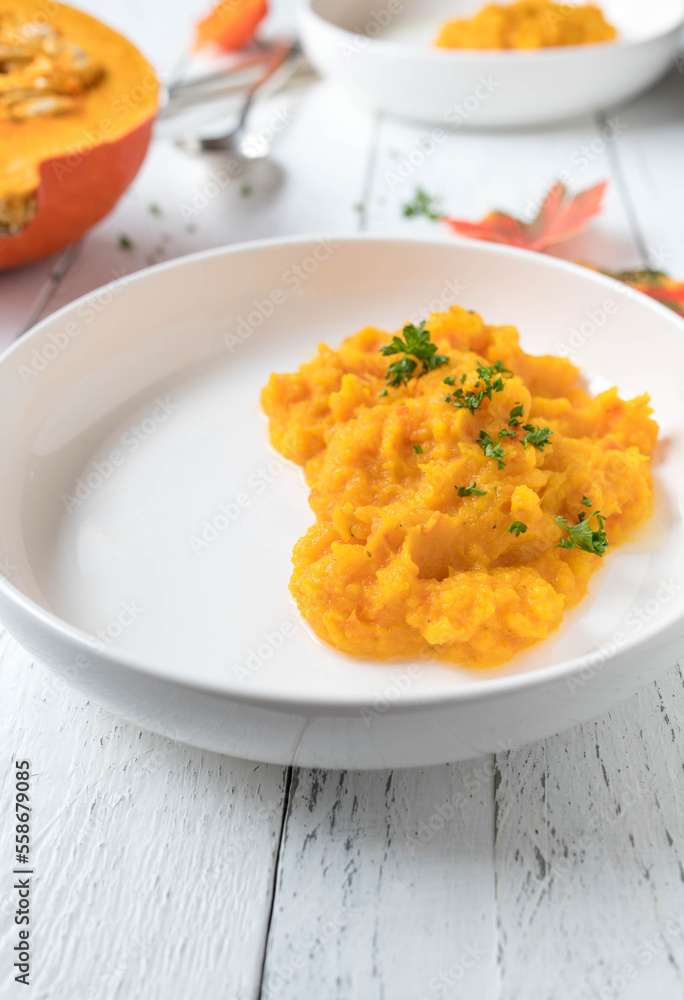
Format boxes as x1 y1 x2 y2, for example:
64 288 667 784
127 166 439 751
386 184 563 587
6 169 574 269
261 306 656 668
435 0 617 49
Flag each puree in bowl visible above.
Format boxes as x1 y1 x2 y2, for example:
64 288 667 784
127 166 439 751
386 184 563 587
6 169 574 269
435 0 617 49
261 306 656 668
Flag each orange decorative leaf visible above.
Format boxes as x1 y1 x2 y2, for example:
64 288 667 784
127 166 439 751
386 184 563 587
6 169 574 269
444 181 607 252
195 0 268 51
583 266 684 317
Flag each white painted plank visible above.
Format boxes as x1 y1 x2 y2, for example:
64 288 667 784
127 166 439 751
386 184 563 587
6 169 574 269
0 629 287 1000
261 766 499 1000
605 69 684 274
495 665 684 1000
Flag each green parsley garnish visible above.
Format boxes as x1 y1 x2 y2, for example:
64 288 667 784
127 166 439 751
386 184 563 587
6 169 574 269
444 359 512 414
456 482 487 497
443 376 456 386
478 430 507 469
521 424 553 451
402 187 442 221
508 403 525 426
476 360 512 392
149 203 161 216
498 428 516 439
380 322 449 389
413 444 424 454
556 510 609 556
508 521 528 536
118 235 134 251
581 495 593 506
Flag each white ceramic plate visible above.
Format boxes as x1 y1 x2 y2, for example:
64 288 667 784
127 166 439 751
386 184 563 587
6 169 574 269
299 0 684 126
1 235 683 769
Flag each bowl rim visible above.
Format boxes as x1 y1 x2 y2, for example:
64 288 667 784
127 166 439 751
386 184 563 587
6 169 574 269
1 232 683 714
299 0 684 59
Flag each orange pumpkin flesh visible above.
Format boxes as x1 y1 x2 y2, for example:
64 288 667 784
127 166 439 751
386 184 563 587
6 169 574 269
194 0 268 52
0 1 159 271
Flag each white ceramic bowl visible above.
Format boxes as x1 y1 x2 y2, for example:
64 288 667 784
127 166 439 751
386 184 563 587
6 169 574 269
299 0 684 126
1 235 683 769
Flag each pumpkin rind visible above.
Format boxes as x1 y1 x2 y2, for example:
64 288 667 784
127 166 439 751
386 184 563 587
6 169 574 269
0 1 159 271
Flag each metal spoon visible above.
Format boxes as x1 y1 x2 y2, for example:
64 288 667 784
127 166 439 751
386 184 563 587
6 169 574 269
175 40 302 159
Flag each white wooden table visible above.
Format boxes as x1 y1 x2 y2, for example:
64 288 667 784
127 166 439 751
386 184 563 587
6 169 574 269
2 3 684 997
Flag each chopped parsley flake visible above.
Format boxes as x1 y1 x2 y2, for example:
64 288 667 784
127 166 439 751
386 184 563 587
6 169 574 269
521 424 553 451
478 430 507 469
444 359 512 414
456 482 487 497
508 521 528 536
413 444 424 454
508 403 525 426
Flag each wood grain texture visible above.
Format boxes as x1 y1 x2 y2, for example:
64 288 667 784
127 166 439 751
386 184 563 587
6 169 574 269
261 766 499 1000
0 630 287 1000
495 665 684 1000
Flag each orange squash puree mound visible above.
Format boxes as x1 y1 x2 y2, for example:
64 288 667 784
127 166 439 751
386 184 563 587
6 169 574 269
435 0 617 49
261 306 656 669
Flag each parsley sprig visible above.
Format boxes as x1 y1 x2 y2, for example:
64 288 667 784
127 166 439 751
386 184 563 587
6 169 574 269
556 510 609 556
456 482 487 497
402 187 442 221
508 521 528 536
380 322 449 389
444 359 512 413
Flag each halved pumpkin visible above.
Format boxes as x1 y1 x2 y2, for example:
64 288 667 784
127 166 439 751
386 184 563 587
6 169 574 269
0 1 159 271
